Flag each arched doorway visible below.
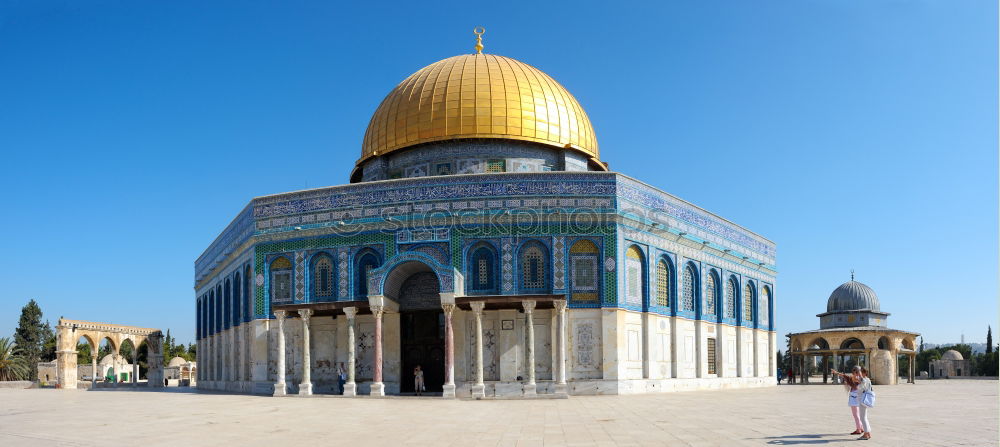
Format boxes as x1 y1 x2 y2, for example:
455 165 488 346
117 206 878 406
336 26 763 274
398 271 443 393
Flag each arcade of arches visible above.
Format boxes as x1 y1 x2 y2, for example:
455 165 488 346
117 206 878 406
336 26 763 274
55 319 165 389
788 330 918 385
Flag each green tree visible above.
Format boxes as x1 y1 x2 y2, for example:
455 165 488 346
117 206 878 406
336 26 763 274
987 326 993 354
13 300 46 380
40 320 56 362
0 337 30 380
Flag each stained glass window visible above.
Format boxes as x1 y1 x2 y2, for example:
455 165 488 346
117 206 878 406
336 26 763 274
761 286 771 324
470 246 495 292
270 257 292 303
570 240 598 301
656 260 670 307
624 246 644 306
682 266 695 311
744 284 754 324
521 244 545 290
725 278 736 319
313 256 334 298
705 271 717 315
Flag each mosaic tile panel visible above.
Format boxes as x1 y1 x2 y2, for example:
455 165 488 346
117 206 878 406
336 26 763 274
294 251 305 302
338 248 350 298
552 236 565 291
501 237 513 293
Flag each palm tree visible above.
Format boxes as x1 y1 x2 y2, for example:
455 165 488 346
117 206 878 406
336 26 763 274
0 337 30 381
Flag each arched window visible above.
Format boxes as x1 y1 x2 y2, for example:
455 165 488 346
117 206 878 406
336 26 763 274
656 259 671 307
519 242 548 291
233 272 241 326
244 265 253 321
761 286 771 325
355 251 381 299
725 277 737 319
270 256 293 304
743 283 755 325
311 254 335 300
196 296 202 340
469 245 497 293
570 240 599 302
224 279 231 329
705 270 719 315
215 284 223 332
624 246 645 306
682 264 696 312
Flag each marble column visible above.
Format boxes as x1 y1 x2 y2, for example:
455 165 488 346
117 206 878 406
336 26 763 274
343 307 357 397
442 303 456 398
273 310 287 396
554 300 568 396
470 301 486 398
370 305 385 397
298 308 313 396
91 356 97 389
522 300 537 396
132 355 139 387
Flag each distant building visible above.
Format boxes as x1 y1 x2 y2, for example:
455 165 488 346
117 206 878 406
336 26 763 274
788 277 919 385
929 350 971 378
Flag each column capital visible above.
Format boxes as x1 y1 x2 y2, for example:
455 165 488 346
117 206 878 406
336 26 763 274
442 303 456 315
521 300 536 313
553 300 567 312
343 306 358 319
274 310 287 319
469 301 485 314
298 308 313 321
370 304 385 317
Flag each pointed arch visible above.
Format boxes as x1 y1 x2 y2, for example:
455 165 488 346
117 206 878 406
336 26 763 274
655 256 673 308
233 271 242 327
725 275 738 320
310 251 336 301
705 269 720 316
518 240 550 293
743 281 756 326
354 249 382 299
761 285 772 327
681 262 698 313
270 256 293 304
467 242 498 294
624 245 646 307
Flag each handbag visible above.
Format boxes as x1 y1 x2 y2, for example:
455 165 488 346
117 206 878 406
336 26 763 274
861 379 876 408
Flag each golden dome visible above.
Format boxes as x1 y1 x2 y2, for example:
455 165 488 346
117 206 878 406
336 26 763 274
360 53 599 166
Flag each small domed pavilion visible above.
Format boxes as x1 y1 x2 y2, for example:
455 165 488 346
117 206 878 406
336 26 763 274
788 275 919 385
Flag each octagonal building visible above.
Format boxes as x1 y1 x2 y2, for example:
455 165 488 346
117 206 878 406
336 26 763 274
194 39 778 397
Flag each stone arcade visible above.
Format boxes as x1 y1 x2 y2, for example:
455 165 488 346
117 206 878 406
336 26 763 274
194 33 778 397
54 319 165 389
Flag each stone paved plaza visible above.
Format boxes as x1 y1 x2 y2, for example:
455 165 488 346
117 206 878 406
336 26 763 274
0 379 995 446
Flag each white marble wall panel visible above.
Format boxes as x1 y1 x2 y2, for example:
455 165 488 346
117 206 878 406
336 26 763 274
569 309 601 380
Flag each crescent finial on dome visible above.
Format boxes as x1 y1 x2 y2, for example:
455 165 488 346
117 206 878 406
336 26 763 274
474 27 485 54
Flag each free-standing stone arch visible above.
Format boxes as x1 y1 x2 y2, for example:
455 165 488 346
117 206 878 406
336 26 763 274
55 319 164 390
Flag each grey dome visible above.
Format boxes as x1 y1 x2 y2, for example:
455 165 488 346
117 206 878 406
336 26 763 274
941 350 964 361
826 280 880 312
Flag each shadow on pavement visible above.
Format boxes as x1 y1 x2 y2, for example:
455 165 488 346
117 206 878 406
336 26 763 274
762 434 853 445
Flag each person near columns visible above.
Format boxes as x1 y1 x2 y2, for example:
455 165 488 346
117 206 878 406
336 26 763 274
522 300 537 396
441 303 456 398
273 310 287 396
470 301 486 398
298 308 313 396
343 307 358 397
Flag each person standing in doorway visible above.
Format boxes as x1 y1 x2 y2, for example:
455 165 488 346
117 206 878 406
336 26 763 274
831 366 865 436
414 365 425 396
336 363 346 395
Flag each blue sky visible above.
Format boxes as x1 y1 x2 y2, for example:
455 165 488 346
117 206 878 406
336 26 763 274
1 1 996 347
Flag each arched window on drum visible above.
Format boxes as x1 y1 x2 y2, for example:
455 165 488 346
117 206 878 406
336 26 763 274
270 256 293 304
743 283 755 326
570 240 599 303
468 244 497 294
311 253 335 301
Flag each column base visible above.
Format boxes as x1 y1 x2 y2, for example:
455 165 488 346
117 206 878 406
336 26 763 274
554 383 568 396
370 382 385 396
442 383 456 398
298 382 313 396
471 383 486 398
343 382 357 397
273 382 287 397
523 383 537 396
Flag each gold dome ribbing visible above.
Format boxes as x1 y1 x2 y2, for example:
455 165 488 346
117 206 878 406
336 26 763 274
360 53 599 165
